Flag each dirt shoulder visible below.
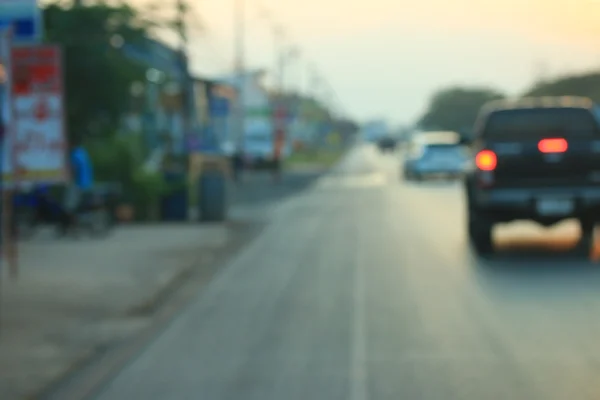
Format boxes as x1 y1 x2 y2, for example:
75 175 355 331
1 168 328 400
0 221 261 400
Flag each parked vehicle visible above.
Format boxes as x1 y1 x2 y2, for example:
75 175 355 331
14 184 117 239
243 133 291 171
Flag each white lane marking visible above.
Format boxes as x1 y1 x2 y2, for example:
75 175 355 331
350 236 368 400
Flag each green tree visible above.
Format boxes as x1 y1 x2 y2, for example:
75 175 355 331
418 87 504 133
524 72 600 101
43 2 148 142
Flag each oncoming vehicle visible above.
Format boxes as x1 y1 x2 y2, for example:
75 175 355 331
465 96 600 256
377 136 397 152
403 131 468 180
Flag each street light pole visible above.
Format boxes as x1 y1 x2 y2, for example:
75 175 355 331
274 27 285 95
175 0 193 155
234 0 245 152
272 28 291 182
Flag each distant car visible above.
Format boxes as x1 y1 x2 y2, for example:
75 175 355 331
377 136 397 152
242 135 277 170
242 134 291 171
403 131 468 180
465 96 600 256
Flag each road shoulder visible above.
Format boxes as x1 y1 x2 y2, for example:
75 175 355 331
37 221 264 400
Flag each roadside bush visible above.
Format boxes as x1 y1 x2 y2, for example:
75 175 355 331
85 132 173 221
130 167 167 221
84 132 143 186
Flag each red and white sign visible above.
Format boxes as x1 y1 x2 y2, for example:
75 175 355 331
272 103 286 159
0 28 13 183
10 45 67 183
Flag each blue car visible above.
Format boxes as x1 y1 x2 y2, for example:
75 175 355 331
403 131 469 181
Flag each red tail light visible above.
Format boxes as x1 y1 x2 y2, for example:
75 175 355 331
538 138 567 153
475 150 497 171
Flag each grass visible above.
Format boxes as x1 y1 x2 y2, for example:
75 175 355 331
285 149 345 168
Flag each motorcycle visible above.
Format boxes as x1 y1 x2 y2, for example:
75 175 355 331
70 191 115 237
13 188 116 239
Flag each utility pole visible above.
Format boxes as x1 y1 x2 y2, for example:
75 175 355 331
272 26 286 182
233 0 245 152
307 69 321 147
272 33 298 181
175 0 192 155
274 27 285 95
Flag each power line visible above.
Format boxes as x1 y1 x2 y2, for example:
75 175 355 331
252 2 348 115
182 0 347 119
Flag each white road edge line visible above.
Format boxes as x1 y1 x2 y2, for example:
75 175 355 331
350 235 368 400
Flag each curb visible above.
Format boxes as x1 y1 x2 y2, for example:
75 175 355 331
34 220 265 400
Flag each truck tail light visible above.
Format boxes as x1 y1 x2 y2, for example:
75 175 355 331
538 138 567 153
475 150 497 171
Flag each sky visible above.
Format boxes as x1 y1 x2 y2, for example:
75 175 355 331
151 0 600 126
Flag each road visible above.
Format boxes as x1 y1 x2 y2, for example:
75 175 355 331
94 143 600 400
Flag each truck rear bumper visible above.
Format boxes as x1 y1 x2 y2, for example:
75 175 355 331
472 187 600 223
475 187 600 206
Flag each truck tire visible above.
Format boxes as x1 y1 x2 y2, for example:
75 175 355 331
465 183 494 256
578 218 595 257
468 210 494 256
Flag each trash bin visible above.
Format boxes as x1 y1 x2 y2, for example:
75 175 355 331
198 156 229 222
160 172 188 221
161 188 188 221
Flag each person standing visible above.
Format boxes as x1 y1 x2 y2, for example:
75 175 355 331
272 130 283 183
62 137 93 234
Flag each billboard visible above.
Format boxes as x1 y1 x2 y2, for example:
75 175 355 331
0 27 12 183
11 45 68 184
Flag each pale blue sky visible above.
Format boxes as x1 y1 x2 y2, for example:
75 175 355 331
150 0 600 125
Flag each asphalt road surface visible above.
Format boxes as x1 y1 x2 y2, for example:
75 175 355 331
95 143 600 400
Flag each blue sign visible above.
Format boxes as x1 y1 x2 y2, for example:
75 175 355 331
186 134 200 152
0 0 42 44
208 96 229 117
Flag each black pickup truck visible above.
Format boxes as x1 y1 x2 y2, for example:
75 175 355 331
465 96 600 256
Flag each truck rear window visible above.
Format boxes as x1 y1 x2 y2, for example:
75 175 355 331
483 108 599 139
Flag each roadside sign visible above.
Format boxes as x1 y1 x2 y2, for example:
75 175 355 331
208 96 229 117
11 45 68 184
186 133 200 152
0 27 13 184
0 0 42 44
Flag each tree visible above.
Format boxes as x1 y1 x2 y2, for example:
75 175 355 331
524 72 600 101
418 87 504 133
43 2 149 142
